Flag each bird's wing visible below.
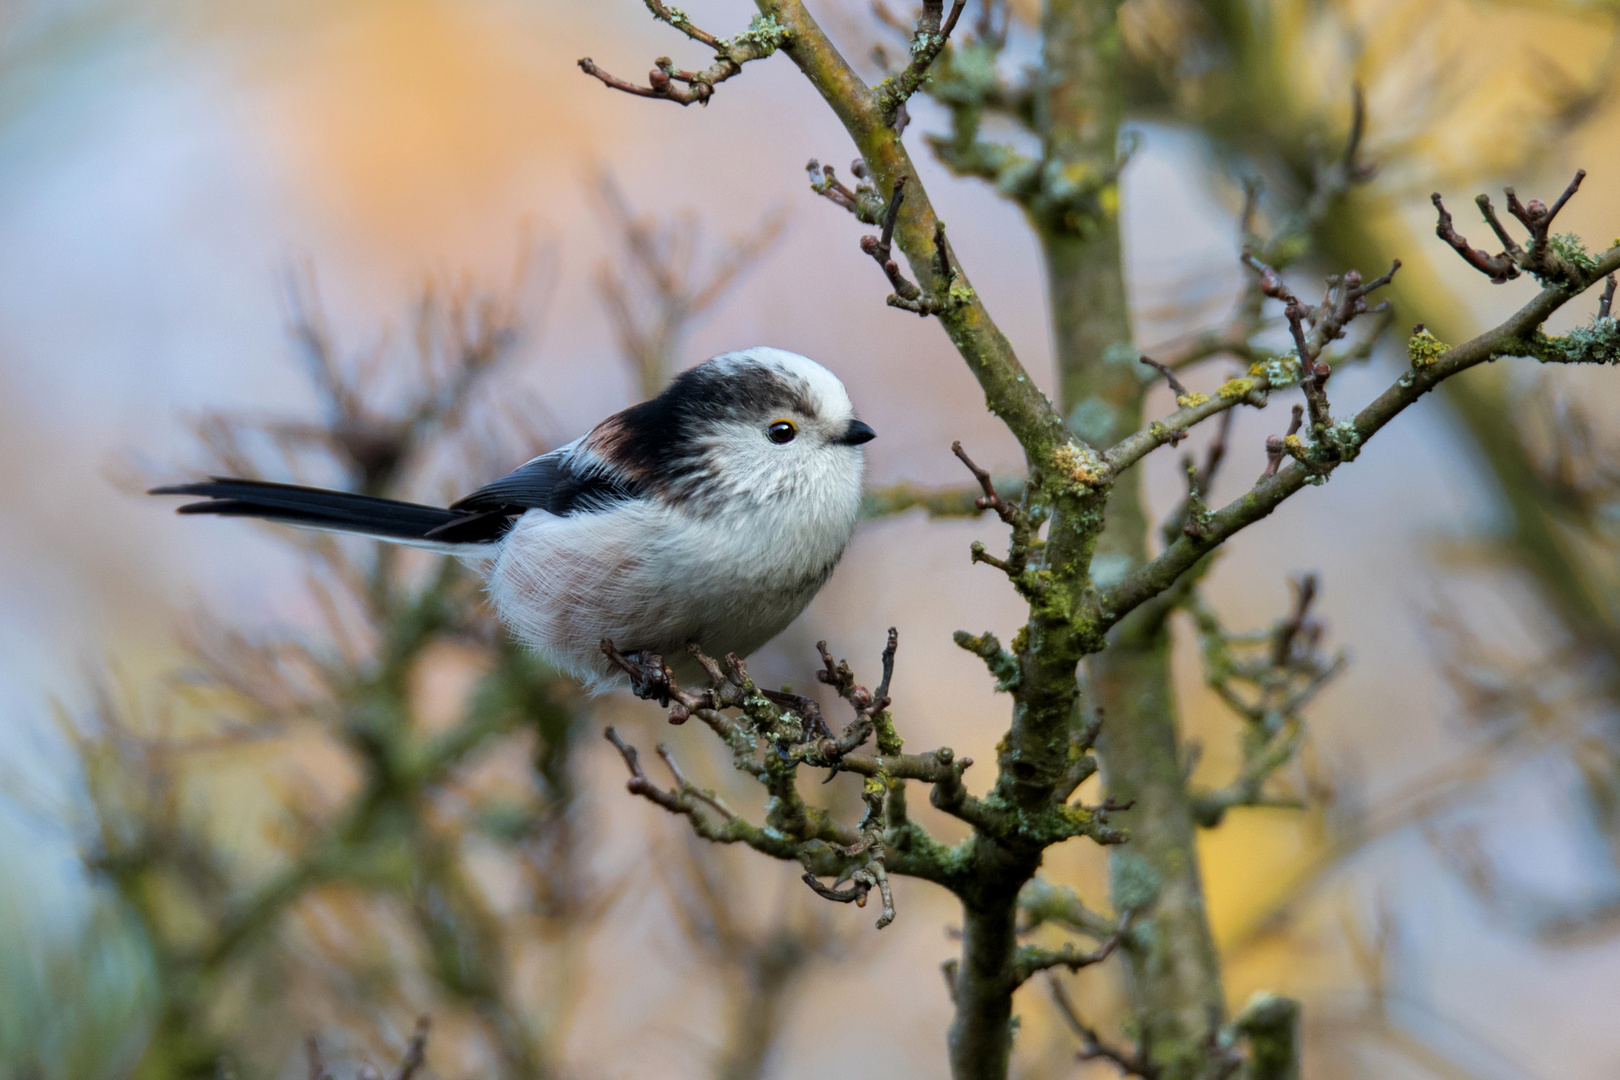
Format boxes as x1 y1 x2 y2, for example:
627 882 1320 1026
450 442 642 518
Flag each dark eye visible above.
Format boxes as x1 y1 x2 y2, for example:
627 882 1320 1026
767 420 797 444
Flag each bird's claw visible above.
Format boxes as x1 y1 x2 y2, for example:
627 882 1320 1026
625 651 674 706
601 639 675 706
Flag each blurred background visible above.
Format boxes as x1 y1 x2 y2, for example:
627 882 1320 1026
0 0 1618 1077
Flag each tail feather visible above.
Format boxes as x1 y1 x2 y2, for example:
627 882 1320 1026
149 477 509 548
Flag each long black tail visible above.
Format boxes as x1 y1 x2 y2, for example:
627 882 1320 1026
149 478 509 548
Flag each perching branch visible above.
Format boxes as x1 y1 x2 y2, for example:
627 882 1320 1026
601 633 1019 923
601 630 1125 915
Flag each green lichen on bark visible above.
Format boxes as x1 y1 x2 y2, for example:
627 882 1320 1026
955 630 1023 691
1546 233 1599 278
724 12 788 55
1249 353 1301 387
1530 318 1620 365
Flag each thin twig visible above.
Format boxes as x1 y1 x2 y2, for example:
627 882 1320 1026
1012 909 1135 983
1140 355 1189 398
1048 975 1159 1078
1432 192 1518 283
1196 406 1236 494
951 441 1019 527
576 4 784 106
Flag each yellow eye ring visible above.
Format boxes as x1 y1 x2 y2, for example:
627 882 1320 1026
767 419 797 444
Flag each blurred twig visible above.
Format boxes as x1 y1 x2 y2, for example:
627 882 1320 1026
594 171 788 398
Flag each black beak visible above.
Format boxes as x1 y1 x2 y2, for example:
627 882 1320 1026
837 418 877 446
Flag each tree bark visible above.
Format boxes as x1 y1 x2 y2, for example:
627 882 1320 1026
947 874 1025 1080
1039 1 1229 1075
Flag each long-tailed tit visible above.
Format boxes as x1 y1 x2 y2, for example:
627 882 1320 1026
152 347 876 692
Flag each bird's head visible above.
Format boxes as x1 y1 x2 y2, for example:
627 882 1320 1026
585 346 875 516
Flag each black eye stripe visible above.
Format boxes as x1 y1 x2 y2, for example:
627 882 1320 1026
585 360 827 494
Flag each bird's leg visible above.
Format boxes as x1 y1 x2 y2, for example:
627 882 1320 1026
625 651 673 706
600 639 674 706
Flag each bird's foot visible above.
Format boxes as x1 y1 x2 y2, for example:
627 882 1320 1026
625 652 673 706
601 640 674 707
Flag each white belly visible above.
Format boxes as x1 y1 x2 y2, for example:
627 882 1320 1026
484 496 856 693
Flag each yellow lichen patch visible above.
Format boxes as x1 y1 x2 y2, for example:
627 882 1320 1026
1282 434 1305 455
1408 328 1450 368
1176 391 1210 408
1218 377 1256 399
1052 441 1104 489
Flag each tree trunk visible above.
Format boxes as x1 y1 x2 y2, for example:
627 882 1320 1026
1040 1 1229 1075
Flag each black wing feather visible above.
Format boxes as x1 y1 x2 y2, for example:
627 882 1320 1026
449 451 639 517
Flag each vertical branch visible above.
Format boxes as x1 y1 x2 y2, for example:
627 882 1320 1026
1037 0 1227 1072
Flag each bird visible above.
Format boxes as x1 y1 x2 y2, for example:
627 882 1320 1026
151 347 876 693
